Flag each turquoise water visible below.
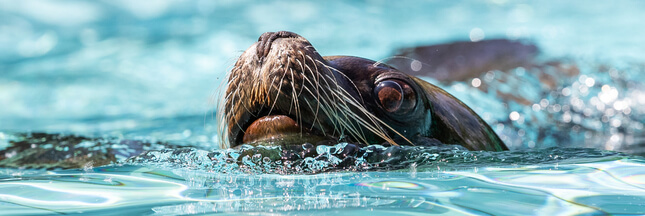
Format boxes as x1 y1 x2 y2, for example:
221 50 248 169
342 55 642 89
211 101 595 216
2 158 645 215
2 144 644 215
2 0 645 215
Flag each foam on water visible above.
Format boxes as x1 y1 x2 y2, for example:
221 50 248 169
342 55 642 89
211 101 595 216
127 144 627 174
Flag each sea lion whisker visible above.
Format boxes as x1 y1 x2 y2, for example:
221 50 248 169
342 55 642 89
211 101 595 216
296 53 310 97
331 104 371 144
315 73 363 140
288 67 304 135
313 65 403 145
303 73 343 136
306 55 325 132
215 71 234 105
302 56 325 130
304 45 320 55
317 65 393 143
317 60 366 104
329 94 376 143
218 62 248 148
303 95 338 137
312 76 371 144
316 99 351 139
316 91 344 137
320 105 340 137
286 68 296 115
338 110 390 145
342 95 414 145
267 60 292 116
371 56 430 69
300 85 327 135
267 73 280 103
283 56 296 115
222 75 240 105
300 69 323 132
319 74 402 145
237 90 257 119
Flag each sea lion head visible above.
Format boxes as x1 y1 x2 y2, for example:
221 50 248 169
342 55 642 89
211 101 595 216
220 31 507 151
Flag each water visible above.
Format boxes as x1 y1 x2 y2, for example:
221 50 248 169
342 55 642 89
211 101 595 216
2 142 642 214
2 0 645 215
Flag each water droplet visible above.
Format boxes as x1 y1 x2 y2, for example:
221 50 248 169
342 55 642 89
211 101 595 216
562 112 572 123
585 77 595 87
471 78 481 87
410 60 422 71
561 87 571 96
540 99 549 108
485 71 496 81
613 100 627 110
509 111 520 121
469 28 485 42
182 129 192 138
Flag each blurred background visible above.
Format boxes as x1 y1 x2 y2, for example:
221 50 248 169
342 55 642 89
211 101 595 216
1 0 644 151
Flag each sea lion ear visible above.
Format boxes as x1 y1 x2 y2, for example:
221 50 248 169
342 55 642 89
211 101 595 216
411 76 508 151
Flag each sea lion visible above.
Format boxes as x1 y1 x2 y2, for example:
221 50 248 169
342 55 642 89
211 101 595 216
220 31 508 151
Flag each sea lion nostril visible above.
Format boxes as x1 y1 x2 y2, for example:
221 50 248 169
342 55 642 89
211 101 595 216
256 31 302 60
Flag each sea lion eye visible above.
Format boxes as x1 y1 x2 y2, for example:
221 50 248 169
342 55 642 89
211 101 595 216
374 79 416 114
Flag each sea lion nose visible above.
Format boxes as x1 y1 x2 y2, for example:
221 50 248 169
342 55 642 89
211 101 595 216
256 31 301 60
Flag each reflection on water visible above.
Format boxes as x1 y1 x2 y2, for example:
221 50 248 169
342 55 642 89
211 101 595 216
1 157 644 215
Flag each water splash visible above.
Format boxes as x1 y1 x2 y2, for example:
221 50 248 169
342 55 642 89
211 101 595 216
125 143 629 174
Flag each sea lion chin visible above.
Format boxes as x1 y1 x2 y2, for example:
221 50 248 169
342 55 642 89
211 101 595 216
220 31 508 151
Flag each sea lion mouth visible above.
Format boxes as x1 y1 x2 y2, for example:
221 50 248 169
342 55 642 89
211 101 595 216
241 114 332 146
242 115 300 143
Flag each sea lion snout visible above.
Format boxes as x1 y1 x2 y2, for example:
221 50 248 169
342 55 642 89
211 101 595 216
255 31 301 62
223 31 355 147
